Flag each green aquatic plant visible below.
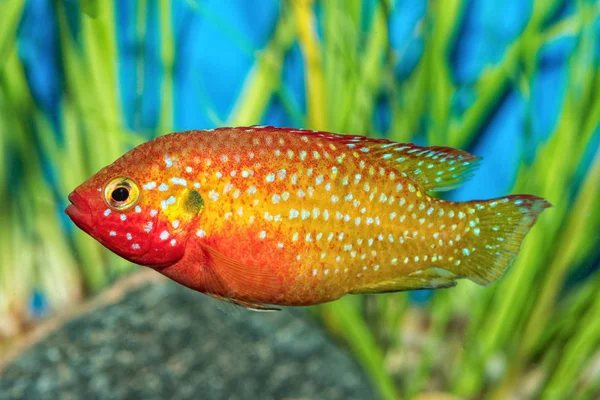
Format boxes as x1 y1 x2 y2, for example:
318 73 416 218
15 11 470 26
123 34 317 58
1 1 599 398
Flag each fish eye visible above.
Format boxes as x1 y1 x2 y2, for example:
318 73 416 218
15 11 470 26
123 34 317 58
111 187 129 202
104 177 140 210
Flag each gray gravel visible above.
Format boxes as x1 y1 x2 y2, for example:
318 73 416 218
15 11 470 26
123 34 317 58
0 280 377 400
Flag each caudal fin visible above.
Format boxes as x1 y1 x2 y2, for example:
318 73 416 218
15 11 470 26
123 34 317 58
457 195 551 285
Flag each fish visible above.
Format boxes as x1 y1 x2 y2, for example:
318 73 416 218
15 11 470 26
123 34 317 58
65 126 550 310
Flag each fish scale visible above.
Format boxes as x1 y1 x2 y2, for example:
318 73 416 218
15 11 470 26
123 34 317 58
66 126 551 310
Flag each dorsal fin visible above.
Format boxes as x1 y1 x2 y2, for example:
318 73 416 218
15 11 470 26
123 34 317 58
251 127 481 192
369 142 482 192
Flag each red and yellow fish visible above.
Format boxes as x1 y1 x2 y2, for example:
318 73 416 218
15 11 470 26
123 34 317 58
66 126 550 310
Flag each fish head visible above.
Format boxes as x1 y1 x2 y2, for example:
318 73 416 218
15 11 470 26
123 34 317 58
65 144 204 268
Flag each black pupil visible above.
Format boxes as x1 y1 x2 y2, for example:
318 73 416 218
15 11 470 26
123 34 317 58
111 187 129 202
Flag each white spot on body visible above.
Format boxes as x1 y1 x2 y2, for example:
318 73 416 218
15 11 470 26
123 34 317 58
160 231 170 241
144 222 153 233
171 177 187 187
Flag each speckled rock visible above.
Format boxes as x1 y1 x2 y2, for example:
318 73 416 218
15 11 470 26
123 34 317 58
0 279 376 400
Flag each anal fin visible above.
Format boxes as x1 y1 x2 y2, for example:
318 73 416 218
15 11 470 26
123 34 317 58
350 267 459 294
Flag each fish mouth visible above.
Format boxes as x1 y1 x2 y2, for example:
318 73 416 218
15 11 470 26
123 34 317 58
65 191 93 232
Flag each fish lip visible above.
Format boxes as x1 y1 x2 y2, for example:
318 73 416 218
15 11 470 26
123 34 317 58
65 191 93 231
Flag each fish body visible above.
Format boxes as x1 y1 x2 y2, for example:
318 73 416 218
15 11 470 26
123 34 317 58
66 126 550 309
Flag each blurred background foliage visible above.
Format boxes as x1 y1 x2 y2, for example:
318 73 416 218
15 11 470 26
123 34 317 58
1 0 599 398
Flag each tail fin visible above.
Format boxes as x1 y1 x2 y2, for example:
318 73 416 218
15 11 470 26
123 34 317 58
457 195 551 285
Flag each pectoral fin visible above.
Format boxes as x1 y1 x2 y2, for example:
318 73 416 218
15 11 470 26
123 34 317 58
199 243 282 310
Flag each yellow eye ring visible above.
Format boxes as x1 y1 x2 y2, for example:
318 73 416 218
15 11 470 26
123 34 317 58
104 177 140 210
